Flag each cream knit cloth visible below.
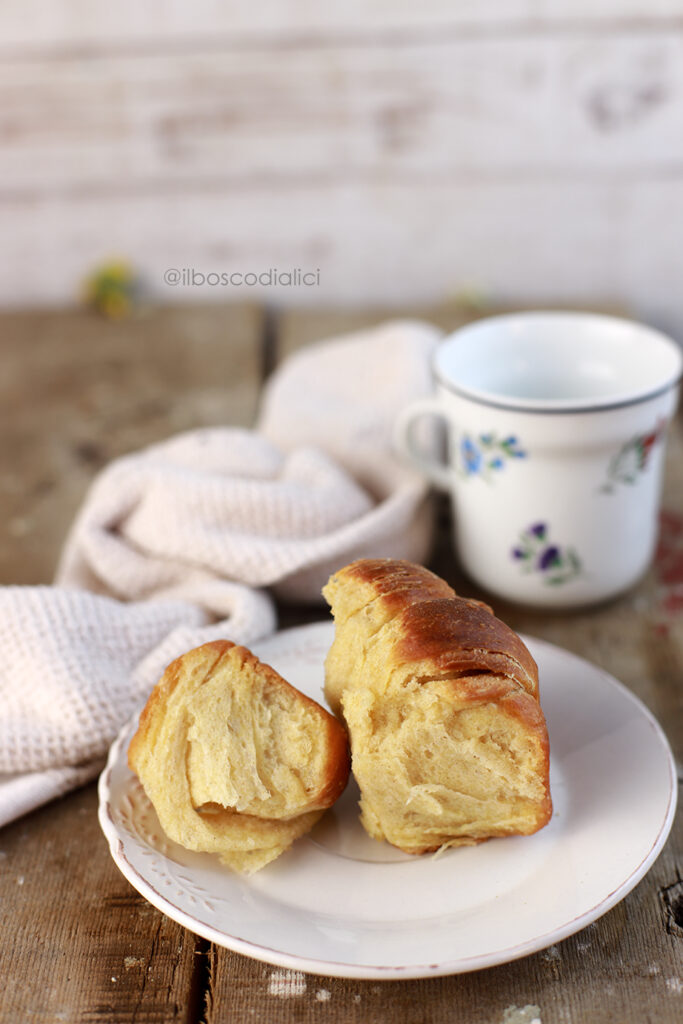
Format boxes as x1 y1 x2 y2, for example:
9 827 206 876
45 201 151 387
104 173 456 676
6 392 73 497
0 319 441 827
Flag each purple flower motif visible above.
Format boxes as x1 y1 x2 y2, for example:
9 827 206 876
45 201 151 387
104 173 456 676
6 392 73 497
511 524 581 585
538 545 561 571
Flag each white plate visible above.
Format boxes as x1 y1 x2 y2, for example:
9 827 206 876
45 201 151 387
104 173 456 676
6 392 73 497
98 622 676 979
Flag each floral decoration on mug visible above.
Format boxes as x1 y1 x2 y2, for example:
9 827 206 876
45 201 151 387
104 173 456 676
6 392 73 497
600 419 667 494
457 432 526 480
511 523 582 586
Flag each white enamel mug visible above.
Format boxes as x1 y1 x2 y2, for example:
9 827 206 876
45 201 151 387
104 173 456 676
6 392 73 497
395 312 682 607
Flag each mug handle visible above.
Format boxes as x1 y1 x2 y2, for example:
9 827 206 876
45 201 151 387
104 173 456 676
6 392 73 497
393 397 453 492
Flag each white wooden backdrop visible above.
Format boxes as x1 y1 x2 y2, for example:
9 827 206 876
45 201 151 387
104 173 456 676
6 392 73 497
2 2 683 334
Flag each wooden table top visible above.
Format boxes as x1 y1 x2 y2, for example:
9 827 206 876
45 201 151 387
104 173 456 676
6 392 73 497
1 303 681 1024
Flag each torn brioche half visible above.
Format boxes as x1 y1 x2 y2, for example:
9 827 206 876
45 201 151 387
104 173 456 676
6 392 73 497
128 640 350 873
323 558 552 855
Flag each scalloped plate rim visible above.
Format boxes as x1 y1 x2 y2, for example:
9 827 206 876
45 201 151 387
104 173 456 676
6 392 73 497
98 622 677 979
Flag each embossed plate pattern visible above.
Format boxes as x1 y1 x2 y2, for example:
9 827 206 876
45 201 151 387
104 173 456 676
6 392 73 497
98 622 676 979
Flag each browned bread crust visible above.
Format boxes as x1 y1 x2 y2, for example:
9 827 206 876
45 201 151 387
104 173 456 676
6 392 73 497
323 558 552 854
129 639 350 872
334 559 537 695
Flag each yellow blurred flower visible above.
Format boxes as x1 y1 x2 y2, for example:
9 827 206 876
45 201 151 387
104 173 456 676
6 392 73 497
83 260 140 318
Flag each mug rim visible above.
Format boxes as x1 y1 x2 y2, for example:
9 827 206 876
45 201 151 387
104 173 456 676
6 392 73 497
433 311 683 415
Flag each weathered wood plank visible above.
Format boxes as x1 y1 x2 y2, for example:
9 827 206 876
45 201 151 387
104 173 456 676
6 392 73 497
0 302 267 1023
3 178 683 337
2 34 682 194
205 817 683 1024
201 307 683 1024
274 303 485 364
1 302 680 1023
0 303 263 585
1 1 682 53
274 301 629 362
0 784 201 1023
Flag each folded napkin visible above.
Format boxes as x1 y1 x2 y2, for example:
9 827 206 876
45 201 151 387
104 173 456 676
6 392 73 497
0 319 441 828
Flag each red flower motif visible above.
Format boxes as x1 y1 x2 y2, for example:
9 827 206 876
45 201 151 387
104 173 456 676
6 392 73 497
639 418 667 469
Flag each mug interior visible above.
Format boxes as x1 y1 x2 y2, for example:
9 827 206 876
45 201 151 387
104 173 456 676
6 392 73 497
434 312 682 411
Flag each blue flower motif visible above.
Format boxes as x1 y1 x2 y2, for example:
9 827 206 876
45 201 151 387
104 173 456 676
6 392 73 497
529 522 547 539
459 432 527 479
461 437 482 474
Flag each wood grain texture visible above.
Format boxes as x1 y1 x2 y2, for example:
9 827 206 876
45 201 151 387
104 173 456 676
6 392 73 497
0 304 263 586
0 785 200 1023
200 305 683 1024
2 15 683 333
0 303 265 1021
5 179 683 336
2 2 683 53
274 300 628 362
0 303 681 1023
203 307 683 1024
2 33 681 193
